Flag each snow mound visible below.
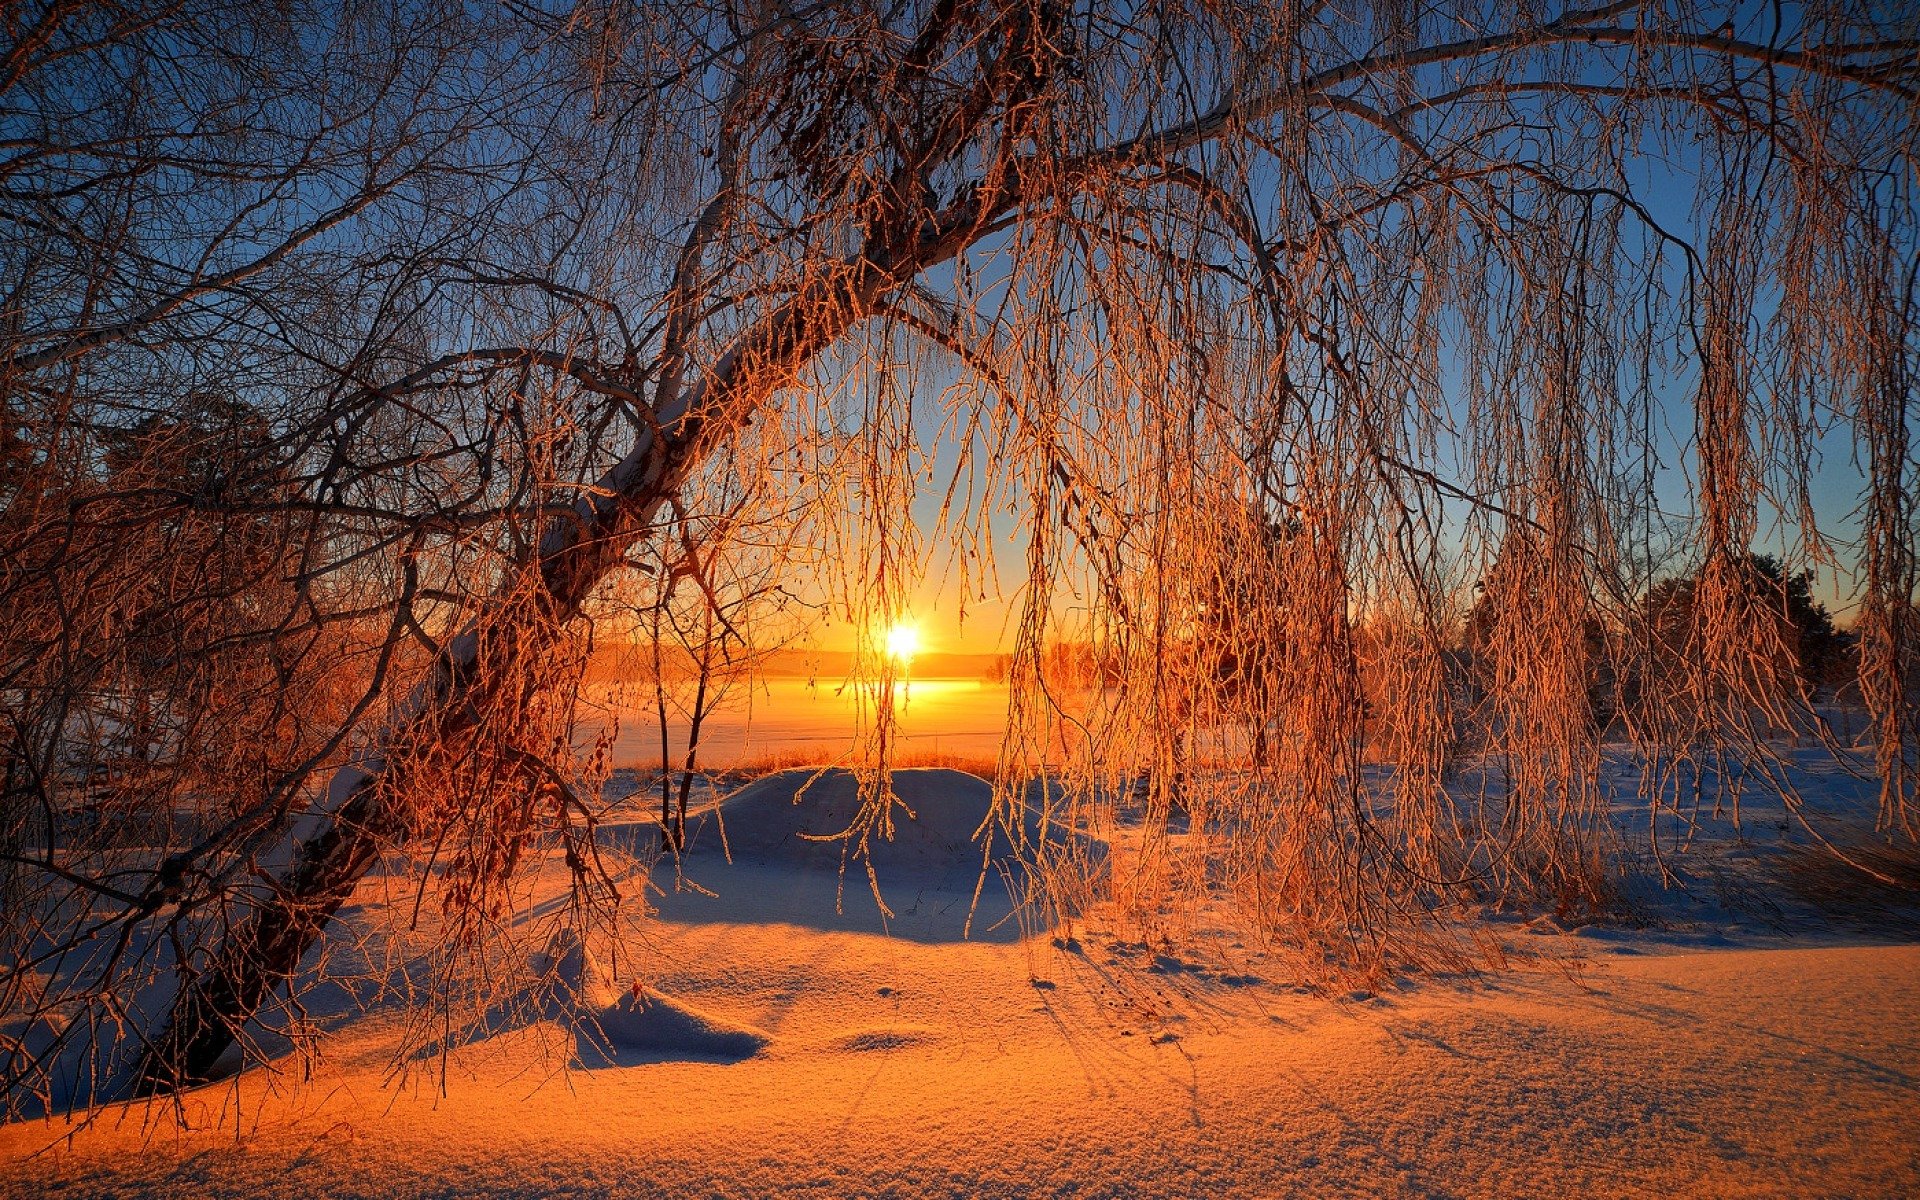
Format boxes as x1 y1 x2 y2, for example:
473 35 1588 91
827 1025 944 1053
530 927 619 1009
581 988 770 1063
688 767 1091 876
532 929 768 1064
627 770 1102 941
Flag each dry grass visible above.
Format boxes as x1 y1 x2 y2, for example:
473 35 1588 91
1771 843 1920 936
724 747 1005 780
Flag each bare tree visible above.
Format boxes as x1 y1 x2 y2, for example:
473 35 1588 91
621 452 807 853
2 0 1915 1108
2 0 647 1109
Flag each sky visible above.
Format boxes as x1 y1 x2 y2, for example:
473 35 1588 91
778 13 1907 660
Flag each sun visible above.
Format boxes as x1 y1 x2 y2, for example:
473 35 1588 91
883 621 920 665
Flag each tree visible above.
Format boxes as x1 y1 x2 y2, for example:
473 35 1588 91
1196 509 1297 764
2 0 612 1108
1638 554 1843 697
623 469 806 854
3 0 1916 1107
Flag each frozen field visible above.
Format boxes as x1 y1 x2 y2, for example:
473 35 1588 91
587 677 1017 767
3 756 1917 1199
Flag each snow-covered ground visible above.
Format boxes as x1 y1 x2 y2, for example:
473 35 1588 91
4 756 1918 1198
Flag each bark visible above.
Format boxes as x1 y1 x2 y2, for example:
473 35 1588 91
131 249 940 1092
134 773 388 1091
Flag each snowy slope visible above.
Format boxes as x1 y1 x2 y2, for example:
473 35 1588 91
3 764 1916 1198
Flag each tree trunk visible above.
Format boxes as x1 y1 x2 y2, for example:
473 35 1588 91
135 548 637 1089
135 774 390 1091
125 30 1043 1090
133 474 670 1091
131 255 924 1093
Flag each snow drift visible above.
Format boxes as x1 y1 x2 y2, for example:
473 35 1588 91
629 768 1103 942
532 929 769 1064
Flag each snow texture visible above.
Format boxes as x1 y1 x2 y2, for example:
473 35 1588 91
4 762 1917 1198
533 928 770 1064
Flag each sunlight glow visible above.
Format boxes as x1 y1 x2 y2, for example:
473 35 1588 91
884 622 920 665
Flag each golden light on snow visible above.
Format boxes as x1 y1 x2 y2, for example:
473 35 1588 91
883 621 920 666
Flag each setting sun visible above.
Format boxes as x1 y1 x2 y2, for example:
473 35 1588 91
883 621 920 665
